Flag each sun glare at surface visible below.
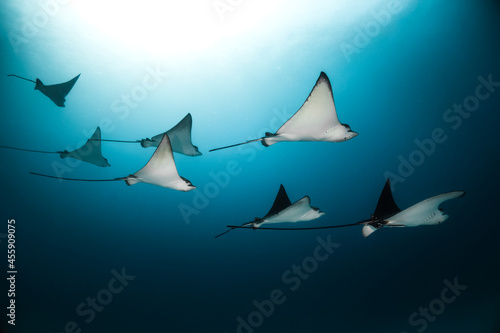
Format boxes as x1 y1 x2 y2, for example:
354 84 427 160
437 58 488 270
72 0 283 56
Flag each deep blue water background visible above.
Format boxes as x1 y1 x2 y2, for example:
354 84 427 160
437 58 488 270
1 1 500 332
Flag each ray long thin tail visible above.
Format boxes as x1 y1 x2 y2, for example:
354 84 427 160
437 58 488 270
90 139 140 143
214 221 254 238
209 137 264 152
30 172 125 182
0 145 61 154
214 228 236 239
226 221 366 231
7 74 36 84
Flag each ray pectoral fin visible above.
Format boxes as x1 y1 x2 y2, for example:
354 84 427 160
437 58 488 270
392 190 465 224
362 225 378 237
264 184 292 218
373 179 401 219
412 191 465 212
56 74 80 96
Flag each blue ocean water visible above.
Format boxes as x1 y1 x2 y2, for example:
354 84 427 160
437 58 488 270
1 0 499 332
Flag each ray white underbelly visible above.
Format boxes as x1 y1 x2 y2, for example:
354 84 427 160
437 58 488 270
264 127 338 145
387 209 448 227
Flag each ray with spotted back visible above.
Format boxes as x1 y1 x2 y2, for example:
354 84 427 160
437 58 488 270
7 74 80 107
30 134 195 192
209 72 358 152
214 184 324 238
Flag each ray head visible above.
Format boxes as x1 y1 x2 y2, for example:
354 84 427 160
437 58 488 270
339 123 359 141
322 123 359 142
309 206 326 219
178 176 197 192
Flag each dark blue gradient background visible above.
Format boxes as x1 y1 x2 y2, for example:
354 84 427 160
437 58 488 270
1 1 499 332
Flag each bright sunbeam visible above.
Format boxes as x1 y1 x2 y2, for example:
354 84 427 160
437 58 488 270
72 0 281 56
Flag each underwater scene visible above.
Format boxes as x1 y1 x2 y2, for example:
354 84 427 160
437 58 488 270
1 0 499 332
